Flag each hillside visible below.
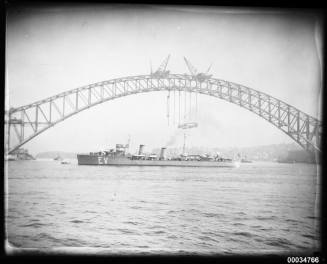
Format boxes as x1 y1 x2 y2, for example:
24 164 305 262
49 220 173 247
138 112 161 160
36 151 77 159
35 143 309 162
152 143 302 161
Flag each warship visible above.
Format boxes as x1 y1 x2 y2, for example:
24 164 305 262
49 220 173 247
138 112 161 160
77 144 239 168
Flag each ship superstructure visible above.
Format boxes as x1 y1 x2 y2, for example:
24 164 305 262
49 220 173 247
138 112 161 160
77 144 238 167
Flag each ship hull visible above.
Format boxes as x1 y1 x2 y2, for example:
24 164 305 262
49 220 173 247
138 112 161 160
77 154 238 168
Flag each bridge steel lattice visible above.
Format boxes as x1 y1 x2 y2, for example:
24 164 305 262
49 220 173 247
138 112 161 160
6 74 321 155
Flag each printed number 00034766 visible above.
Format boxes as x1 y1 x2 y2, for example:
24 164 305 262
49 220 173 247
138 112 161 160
287 257 319 263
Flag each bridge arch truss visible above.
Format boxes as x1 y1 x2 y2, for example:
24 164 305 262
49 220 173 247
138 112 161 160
6 74 321 154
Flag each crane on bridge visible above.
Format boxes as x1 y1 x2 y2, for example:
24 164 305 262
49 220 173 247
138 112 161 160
184 57 213 82
151 55 172 125
150 54 171 79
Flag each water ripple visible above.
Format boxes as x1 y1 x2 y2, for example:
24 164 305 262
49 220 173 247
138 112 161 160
7 161 319 254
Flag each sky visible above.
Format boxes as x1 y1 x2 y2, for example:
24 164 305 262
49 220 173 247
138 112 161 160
6 4 323 155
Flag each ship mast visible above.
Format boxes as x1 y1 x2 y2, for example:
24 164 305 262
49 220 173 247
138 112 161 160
125 135 131 154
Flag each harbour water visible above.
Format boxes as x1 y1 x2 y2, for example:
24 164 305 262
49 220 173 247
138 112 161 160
5 160 320 255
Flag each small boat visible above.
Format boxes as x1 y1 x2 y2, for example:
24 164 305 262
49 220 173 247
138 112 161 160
54 155 61 161
241 158 252 163
61 160 70 164
240 155 252 163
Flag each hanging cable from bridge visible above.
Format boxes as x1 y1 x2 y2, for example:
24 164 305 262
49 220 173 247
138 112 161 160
184 86 186 121
195 89 198 120
167 89 170 126
189 90 192 121
173 88 176 125
178 89 181 126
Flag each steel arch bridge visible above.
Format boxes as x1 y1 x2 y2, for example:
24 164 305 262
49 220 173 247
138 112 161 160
6 74 321 155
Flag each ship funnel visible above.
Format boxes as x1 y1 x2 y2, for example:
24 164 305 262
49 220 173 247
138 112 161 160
138 144 145 155
159 147 166 160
